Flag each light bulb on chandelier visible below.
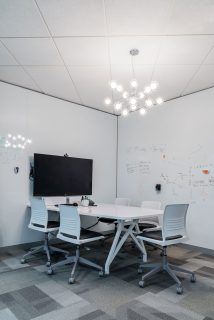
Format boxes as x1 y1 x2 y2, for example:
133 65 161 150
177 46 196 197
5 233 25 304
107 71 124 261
117 85 123 92
129 97 137 105
130 104 137 111
110 81 117 89
150 81 158 90
122 109 129 117
122 91 128 99
139 108 147 116
156 97 163 105
130 79 138 88
104 98 111 105
145 99 153 107
144 86 151 94
114 102 122 111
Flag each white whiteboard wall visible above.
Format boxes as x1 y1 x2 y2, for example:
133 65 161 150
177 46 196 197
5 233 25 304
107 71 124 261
118 88 214 250
0 82 117 247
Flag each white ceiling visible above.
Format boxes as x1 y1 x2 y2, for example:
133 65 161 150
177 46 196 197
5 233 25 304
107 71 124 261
0 0 214 115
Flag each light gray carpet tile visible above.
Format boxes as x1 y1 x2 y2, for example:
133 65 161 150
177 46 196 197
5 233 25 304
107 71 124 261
36 280 84 307
0 285 61 320
196 266 214 279
0 308 18 320
0 268 51 295
33 300 102 320
136 292 204 320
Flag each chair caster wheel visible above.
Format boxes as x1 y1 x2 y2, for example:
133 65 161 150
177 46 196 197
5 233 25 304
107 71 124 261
191 274 196 283
138 268 143 274
176 285 183 294
21 258 26 264
99 270 104 277
47 268 53 275
46 261 51 267
68 277 75 284
139 281 145 288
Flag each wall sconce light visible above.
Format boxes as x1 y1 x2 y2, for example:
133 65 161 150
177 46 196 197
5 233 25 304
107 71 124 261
0 134 32 149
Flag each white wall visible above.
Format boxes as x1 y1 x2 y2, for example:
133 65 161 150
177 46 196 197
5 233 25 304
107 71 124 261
0 82 117 247
118 88 214 250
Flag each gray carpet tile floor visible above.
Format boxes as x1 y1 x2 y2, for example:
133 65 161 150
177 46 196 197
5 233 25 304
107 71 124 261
0 239 213 320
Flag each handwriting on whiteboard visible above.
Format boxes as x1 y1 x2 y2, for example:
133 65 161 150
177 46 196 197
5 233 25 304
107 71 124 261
126 161 151 175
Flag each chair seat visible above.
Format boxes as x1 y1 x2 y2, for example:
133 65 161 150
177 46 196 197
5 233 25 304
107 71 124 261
99 217 117 224
32 220 60 229
61 228 103 240
80 228 104 240
139 230 183 241
138 223 157 230
47 221 60 228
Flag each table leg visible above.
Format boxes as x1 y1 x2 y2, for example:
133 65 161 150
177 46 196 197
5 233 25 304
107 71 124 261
108 222 137 265
104 220 124 275
104 219 148 274
135 223 147 262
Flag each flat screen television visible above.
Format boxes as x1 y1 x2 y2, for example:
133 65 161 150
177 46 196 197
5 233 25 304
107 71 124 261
33 153 93 197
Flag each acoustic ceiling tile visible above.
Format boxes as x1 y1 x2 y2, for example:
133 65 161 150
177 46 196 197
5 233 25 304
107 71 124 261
166 0 214 35
0 42 18 65
2 38 63 66
0 66 40 91
36 0 105 36
157 36 214 65
55 37 108 66
0 0 49 37
26 66 80 102
183 65 214 95
105 0 172 35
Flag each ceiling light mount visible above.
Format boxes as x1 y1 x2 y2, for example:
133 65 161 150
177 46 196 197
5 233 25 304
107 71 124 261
130 48 139 56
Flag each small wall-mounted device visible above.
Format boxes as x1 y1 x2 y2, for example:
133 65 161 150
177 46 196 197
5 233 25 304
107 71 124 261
155 184 161 192
14 167 19 174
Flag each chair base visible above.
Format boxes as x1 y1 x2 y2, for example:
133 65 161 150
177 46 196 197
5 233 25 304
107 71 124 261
21 233 69 265
139 247 196 294
48 246 103 283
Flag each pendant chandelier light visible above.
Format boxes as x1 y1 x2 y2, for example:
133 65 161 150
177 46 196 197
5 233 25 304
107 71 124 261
104 49 164 116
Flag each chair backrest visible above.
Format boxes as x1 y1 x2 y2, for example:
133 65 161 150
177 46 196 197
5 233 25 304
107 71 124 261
58 205 81 240
30 197 48 228
162 204 189 240
115 197 130 206
140 201 162 223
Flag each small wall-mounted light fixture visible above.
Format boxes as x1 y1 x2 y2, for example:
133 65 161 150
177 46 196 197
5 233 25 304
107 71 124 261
14 167 19 174
155 184 161 192
1 134 32 149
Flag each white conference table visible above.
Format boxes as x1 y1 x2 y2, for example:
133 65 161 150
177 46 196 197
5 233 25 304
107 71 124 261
45 203 163 275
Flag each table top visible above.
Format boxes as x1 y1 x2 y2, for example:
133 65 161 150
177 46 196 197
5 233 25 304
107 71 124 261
46 203 163 220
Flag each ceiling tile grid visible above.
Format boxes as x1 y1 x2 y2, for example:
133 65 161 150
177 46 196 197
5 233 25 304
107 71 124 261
0 0 214 114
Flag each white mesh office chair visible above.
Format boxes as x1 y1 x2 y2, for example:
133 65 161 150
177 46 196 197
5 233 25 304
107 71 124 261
21 198 68 266
48 205 104 284
139 201 162 232
137 204 196 294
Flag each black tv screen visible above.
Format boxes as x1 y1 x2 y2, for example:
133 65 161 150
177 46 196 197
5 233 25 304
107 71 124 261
33 153 93 197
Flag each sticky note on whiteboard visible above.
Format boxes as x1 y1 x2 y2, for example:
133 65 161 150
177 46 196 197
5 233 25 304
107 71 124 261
202 169 209 174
